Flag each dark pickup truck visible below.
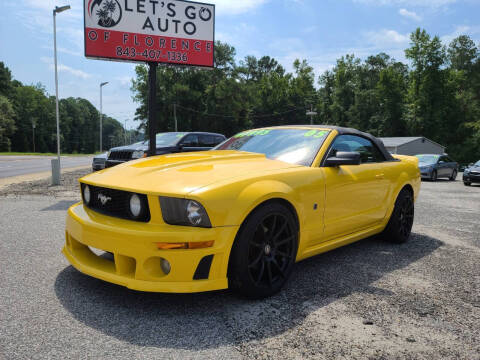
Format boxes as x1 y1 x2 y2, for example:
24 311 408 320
105 132 226 168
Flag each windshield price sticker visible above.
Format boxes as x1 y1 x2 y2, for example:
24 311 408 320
304 130 329 138
234 129 272 138
84 0 215 67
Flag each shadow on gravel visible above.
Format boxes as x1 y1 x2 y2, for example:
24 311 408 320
54 233 442 350
41 200 77 211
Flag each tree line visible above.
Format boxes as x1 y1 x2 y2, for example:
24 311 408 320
0 62 130 154
132 28 480 164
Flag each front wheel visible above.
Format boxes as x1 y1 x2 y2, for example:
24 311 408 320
382 189 414 244
228 203 298 299
464 182 471 186
430 170 437 181
449 170 457 181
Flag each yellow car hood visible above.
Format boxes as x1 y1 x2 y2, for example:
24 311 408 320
81 150 299 196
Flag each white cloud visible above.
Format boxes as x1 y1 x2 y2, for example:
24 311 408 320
364 29 410 47
210 0 269 15
40 57 92 79
441 25 480 45
399 8 422 21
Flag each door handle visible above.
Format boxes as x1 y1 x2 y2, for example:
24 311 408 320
375 173 385 180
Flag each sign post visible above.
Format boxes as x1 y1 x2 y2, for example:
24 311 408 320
84 0 215 155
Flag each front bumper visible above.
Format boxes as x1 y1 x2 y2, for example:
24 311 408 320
420 168 433 179
63 202 239 293
105 159 127 168
463 173 480 183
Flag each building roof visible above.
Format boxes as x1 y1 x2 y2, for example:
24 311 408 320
379 137 445 149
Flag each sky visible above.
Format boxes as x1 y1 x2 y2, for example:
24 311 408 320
1 0 479 131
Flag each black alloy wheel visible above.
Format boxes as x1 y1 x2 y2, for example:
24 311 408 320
382 188 414 244
450 170 457 181
229 203 298 299
431 170 438 181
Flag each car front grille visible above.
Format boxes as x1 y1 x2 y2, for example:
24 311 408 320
81 184 150 222
93 158 105 164
470 171 480 176
109 151 133 161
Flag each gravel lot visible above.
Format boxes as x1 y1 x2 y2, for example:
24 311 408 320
0 173 479 359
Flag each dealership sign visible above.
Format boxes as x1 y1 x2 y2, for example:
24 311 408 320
84 0 215 67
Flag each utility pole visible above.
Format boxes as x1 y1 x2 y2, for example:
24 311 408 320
148 62 157 156
173 102 178 132
52 4 70 185
124 120 128 145
306 104 318 125
100 82 109 152
32 120 36 153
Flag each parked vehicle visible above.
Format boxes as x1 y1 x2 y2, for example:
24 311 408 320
92 152 108 171
416 154 458 181
105 132 226 168
63 126 420 298
463 160 480 186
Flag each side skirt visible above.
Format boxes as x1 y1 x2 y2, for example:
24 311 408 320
296 224 385 262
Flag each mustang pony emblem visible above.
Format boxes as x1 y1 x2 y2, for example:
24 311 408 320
97 193 112 205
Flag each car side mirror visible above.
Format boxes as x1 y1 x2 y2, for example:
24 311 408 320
325 151 361 167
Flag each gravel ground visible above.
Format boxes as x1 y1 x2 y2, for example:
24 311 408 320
0 169 90 198
0 175 479 359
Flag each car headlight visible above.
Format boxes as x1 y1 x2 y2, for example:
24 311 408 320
464 168 470 175
132 150 145 159
82 184 91 205
159 197 212 228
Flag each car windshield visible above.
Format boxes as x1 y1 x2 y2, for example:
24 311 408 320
415 154 439 165
214 128 330 166
143 133 187 147
474 160 480 166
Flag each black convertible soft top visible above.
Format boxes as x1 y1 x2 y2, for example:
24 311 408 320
276 125 395 161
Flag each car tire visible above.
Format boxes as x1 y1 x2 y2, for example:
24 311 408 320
449 170 457 181
228 202 298 299
430 170 437 181
382 188 414 244
464 182 471 186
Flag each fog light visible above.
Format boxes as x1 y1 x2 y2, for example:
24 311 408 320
160 258 171 275
129 194 142 217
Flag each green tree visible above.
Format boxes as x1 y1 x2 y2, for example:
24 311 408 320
0 95 16 151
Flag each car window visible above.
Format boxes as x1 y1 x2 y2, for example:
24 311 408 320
215 128 330 166
199 134 216 147
181 134 200 147
328 135 385 163
215 136 225 144
439 156 448 163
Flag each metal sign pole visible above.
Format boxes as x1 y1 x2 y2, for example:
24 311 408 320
148 62 157 157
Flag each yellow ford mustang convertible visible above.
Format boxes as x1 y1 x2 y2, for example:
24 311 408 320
63 126 420 298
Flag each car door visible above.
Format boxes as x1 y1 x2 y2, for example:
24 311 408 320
437 156 449 177
322 135 391 242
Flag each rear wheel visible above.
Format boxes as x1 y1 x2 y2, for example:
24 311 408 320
228 203 298 299
382 189 414 244
430 170 437 181
449 170 457 181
